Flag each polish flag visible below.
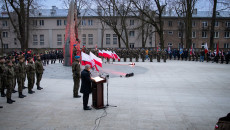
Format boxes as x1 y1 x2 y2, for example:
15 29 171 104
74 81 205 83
204 43 208 54
81 52 94 67
216 42 219 56
112 51 120 60
98 50 103 57
103 50 113 59
90 52 102 67
190 45 193 55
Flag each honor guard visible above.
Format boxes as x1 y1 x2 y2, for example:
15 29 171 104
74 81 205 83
17 56 27 98
72 56 81 98
5 60 16 104
26 57 36 94
35 55 44 90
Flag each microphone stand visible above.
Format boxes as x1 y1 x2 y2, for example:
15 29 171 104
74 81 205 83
104 74 117 108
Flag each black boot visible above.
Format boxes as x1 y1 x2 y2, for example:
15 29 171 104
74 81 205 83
0 106 3 108
12 89 18 93
1 92 6 97
37 86 43 90
7 98 13 104
23 86 28 89
10 99 16 102
19 92 24 98
28 90 35 94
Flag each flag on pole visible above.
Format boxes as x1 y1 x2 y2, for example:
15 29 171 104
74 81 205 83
190 45 193 55
98 50 103 57
204 43 208 54
81 52 94 67
216 42 219 56
90 52 102 67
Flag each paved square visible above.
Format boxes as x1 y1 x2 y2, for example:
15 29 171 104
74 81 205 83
0 60 229 130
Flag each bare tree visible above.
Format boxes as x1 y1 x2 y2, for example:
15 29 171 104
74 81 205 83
96 0 133 49
3 0 35 51
131 0 167 49
209 0 230 51
174 0 197 49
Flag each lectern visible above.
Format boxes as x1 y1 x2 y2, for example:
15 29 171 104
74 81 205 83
91 77 106 109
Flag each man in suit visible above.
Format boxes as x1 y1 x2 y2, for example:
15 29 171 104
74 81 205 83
80 65 92 110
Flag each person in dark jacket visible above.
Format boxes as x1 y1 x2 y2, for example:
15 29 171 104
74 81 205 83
80 65 92 110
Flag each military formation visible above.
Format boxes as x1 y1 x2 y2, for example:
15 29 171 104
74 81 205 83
0 50 47 108
80 48 230 64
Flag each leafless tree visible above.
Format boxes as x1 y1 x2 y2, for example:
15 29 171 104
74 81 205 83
174 0 198 49
131 0 167 49
95 0 133 49
209 0 230 51
3 0 36 51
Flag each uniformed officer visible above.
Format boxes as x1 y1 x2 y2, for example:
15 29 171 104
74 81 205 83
26 57 36 94
149 49 153 62
5 60 16 104
0 56 7 97
17 56 26 98
11 56 18 93
72 56 81 98
35 55 44 90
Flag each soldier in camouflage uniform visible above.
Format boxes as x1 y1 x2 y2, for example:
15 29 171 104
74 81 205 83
0 56 7 97
195 51 199 61
135 49 139 62
35 55 44 90
72 56 81 98
153 49 157 59
141 49 145 62
157 51 161 62
5 60 16 104
149 49 153 62
26 57 36 94
11 56 18 93
17 56 27 98
123 50 127 62
163 50 167 62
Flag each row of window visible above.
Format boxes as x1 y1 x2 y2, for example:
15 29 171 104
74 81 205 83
168 21 230 28
167 31 230 38
167 43 229 49
32 34 65 45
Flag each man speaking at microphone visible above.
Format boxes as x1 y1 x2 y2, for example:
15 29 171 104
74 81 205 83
80 65 92 110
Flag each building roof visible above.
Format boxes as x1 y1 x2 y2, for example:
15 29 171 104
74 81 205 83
1 7 230 18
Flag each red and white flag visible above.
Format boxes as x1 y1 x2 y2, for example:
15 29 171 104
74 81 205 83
204 43 208 54
90 52 102 67
98 50 103 57
102 50 113 59
81 52 94 67
112 51 120 60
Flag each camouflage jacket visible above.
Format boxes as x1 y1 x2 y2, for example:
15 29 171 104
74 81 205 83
18 62 26 77
35 60 44 74
26 62 35 75
0 63 7 77
72 60 80 77
6 65 15 80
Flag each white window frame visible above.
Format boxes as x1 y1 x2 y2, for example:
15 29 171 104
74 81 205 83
226 22 230 27
130 20 134 26
2 21 8 27
178 31 183 38
33 35 38 45
192 31 196 38
168 21 172 27
192 21 196 27
202 21 208 27
39 20 44 26
106 34 111 44
129 31 135 37
88 34 93 45
57 34 62 45
88 20 93 26
192 43 196 48
40 35 44 45
202 31 207 38
57 20 62 26
224 43 229 49
82 20 86 26
168 43 173 46
82 34 86 45
214 32 219 38
129 43 134 48
2 32 8 38
225 32 230 38
113 34 117 44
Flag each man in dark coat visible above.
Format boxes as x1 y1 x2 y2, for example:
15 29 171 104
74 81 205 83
80 65 92 110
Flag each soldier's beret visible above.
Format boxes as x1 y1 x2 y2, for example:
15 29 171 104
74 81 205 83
74 56 80 59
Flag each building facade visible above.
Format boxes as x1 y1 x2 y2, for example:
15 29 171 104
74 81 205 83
155 11 230 49
0 6 230 51
0 6 155 51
